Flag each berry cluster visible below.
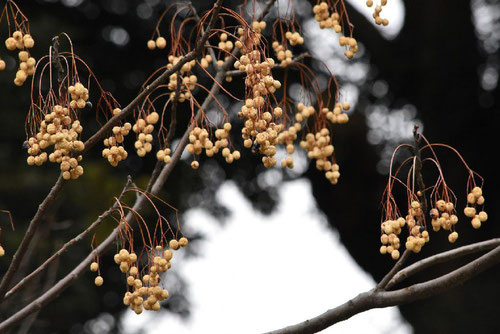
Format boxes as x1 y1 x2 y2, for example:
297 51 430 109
26 105 85 180
300 128 339 184
251 20 267 35
430 200 458 233
90 261 103 286
156 147 172 164
278 122 300 169
464 187 488 229
218 33 234 53
240 100 283 168
200 54 213 69
102 122 131 166
132 112 159 157
313 2 359 59
285 31 304 46
104 238 189 314
366 0 389 26
338 36 359 59
236 50 281 98
313 2 335 28
4 30 35 86
147 36 167 50
68 82 89 110
323 102 350 124
272 41 293 67
166 55 197 102
379 217 405 260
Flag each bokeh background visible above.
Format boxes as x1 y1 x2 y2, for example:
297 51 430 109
0 0 498 333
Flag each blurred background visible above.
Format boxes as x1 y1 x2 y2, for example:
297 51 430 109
0 0 498 333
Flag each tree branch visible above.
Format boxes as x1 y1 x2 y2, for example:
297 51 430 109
263 240 500 334
0 176 64 303
3 177 133 300
386 237 500 289
0 0 224 305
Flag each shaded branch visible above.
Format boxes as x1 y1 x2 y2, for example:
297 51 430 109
0 176 64 303
4 177 133 300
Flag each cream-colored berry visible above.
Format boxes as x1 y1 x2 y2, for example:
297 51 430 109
90 262 99 272
169 239 180 250
95 276 104 286
179 237 188 247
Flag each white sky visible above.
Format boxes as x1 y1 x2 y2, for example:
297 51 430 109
122 179 412 334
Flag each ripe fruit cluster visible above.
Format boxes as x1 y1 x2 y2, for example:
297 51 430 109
380 217 405 260
278 121 300 169
251 20 267 35
90 261 103 286
3 30 35 86
68 82 90 109
102 238 189 314
430 200 458 233
285 31 304 46
236 50 281 98
299 128 339 184
323 102 350 124
366 0 389 26
200 54 213 69
403 201 430 251
166 55 197 102
156 147 172 164
464 187 487 229
240 100 283 168
313 2 359 59
102 122 131 166
147 36 167 50
272 41 294 67
132 112 159 157
218 33 234 53
26 105 85 180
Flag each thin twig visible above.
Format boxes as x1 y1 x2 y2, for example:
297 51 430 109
376 249 410 290
189 2 219 72
386 237 500 289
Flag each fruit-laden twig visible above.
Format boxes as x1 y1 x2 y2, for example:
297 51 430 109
0 0 224 305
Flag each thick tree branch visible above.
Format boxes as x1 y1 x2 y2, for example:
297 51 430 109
263 240 500 334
